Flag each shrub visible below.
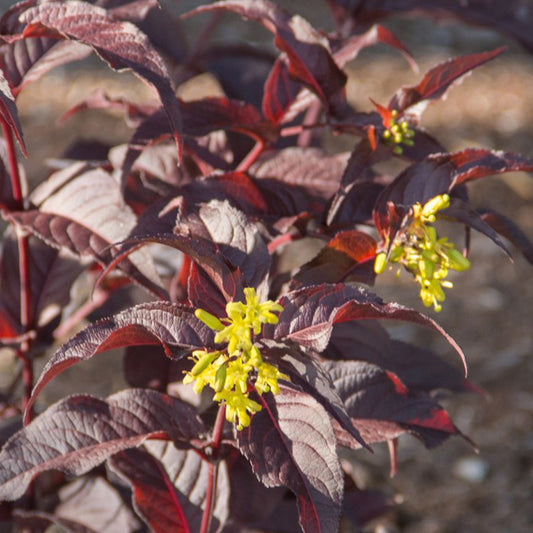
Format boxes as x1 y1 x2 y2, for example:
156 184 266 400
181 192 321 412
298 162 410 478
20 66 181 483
0 1 531 531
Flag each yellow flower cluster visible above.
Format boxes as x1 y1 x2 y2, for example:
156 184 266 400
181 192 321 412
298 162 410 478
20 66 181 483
382 110 415 155
374 194 471 312
184 288 288 430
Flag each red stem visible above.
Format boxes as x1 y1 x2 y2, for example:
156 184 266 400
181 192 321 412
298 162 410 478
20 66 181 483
267 233 299 253
1 121 23 205
1 120 34 421
279 121 327 138
298 101 323 148
236 140 264 172
199 404 226 533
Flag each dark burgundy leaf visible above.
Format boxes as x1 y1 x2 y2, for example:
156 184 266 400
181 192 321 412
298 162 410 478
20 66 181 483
292 230 377 287
0 230 83 331
251 147 348 200
27 301 215 418
0 389 204 501
134 1 188 67
18 1 182 159
479 209 533 264
262 57 304 125
224 447 285 529
261 340 366 448
328 321 475 394
0 69 26 154
0 37 91 97
373 149 533 238
442 198 511 257
55 477 140 533
182 96 276 142
448 149 533 187
389 48 505 112
187 0 347 115
0 299 20 340
326 1 533 55
272 284 466 371
110 442 230 533
188 200 271 296
184 258 227 318
239 385 343 533
115 231 239 304
8 164 164 297
199 44 275 109
326 138 378 226
110 142 190 191
199 172 268 214
325 360 467 448
117 96 275 185
123 344 171 392
254 178 321 218
326 180 383 227
333 23 417 71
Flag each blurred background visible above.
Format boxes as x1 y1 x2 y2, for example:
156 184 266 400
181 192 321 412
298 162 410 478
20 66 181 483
1 1 532 531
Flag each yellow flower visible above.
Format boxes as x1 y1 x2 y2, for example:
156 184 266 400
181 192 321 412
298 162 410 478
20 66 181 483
213 388 262 431
255 362 290 395
186 288 287 430
374 194 470 312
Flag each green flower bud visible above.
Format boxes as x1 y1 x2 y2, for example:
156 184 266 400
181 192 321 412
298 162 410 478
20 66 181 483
374 252 388 274
425 226 437 244
195 309 224 331
393 145 403 155
191 351 219 376
389 245 404 262
421 249 439 263
214 364 227 393
445 248 471 271
419 258 435 280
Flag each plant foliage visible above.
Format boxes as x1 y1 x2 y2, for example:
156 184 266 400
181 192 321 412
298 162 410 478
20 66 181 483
0 0 532 531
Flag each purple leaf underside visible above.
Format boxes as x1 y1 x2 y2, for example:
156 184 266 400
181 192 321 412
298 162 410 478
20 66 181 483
0 389 204 501
26 302 214 420
239 385 343 533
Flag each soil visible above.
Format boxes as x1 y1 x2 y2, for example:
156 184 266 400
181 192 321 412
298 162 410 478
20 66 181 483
4 3 533 532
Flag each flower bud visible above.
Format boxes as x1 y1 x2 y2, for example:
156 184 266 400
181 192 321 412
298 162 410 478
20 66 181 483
190 351 219 376
374 252 388 274
419 258 435 280
445 248 471 271
425 226 437 244
214 364 227 393
195 309 224 331
421 194 450 218
389 245 404 262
